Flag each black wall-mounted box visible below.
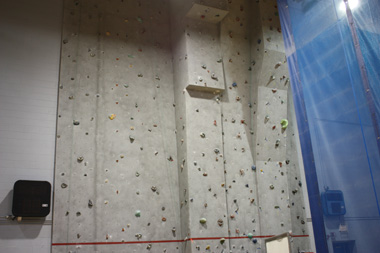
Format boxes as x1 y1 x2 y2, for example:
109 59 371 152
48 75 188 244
12 180 51 217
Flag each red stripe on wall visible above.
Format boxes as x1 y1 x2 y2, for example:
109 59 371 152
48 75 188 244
52 234 309 246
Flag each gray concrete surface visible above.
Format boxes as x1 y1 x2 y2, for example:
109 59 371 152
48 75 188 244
53 0 313 252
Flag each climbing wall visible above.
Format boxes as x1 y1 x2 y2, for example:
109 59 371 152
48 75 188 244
53 0 312 252
250 1 312 252
53 0 180 252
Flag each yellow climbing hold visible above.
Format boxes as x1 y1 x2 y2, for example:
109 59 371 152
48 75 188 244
109 114 116 120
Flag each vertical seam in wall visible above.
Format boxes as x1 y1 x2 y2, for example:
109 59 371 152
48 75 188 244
219 20 231 252
93 8 102 248
51 0 65 251
250 0 263 241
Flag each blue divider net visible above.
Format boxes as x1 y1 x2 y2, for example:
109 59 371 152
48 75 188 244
278 0 380 252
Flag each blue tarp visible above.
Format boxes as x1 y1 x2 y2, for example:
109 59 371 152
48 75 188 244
278 0 380 252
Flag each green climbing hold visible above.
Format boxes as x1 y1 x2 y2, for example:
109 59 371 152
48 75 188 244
280 119 288 129
247 233 254 239
220 238 226 244
200 218 207 224
135 210 141 217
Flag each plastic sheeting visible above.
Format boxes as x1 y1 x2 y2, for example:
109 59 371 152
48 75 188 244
278 0 380 252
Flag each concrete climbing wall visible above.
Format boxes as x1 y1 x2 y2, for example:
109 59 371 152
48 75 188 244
250 1 312 252
53 0 180 252
53 0 313 252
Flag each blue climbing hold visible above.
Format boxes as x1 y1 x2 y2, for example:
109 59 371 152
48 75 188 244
232 82 237 87
252 238 258 244
251 165 256 171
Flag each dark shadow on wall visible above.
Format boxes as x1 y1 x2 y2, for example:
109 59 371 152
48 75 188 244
0 190 13 216
0 190 46 239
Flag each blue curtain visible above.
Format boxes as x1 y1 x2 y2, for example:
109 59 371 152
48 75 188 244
278 0 380 252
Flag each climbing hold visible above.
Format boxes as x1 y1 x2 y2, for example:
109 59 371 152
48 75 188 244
232 82 237 87
151 186 157 192
200 218 207 224
220 238 226 244
137 17 143 23
252 238 258 244
217 219 223 226
280 119 288 129
269 184 275 190
88 200 93 208
200 132 206 138
135 172 140 177
214 148 220 154
205 245 210 250
77 156 84 162
135 233 142 239
162 217 166 222
129 135 135 143
135 210 141 217
109 114 116 120
211 73 218 80
251 165 256 171
73 120 80 125
275 62 282 68
138 73 143 77
247 233 254 239
275 139 280 147
61 183 68 188
201 64 207 69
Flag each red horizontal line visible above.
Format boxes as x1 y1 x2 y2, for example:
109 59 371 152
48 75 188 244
52 240 183 246
52 234 309 246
